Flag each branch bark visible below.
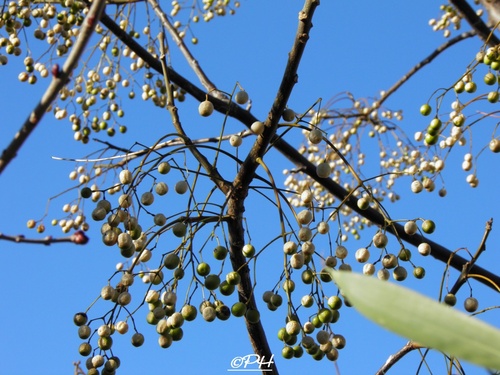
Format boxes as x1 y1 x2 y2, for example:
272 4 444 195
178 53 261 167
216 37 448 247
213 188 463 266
451 0 500 46
224 2 319 373
0 0 107 175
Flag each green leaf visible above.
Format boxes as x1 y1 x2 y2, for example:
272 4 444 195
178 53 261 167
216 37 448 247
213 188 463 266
329 270 500 370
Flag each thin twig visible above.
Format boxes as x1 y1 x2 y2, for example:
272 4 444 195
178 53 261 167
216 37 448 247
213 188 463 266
158 32 231 195
52 130 253 164
0 0 107 175
147 0 221 97
378 31 476 107
0 230 89 245
449 218 494 295
376 341 422 375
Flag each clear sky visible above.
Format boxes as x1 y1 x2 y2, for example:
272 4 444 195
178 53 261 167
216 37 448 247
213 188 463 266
1 1 500 374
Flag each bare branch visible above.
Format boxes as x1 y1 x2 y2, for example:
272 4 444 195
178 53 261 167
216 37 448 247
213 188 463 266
451 0 500 46
378 30 476 106
148 0 220 96
376 341 422 375
449 218 494 295
52 130 253 164
0 0 107 175
158 32 232 196
0 230 89 245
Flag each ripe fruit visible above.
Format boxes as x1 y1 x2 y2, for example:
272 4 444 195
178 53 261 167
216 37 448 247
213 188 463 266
229 135 242 147
420 104 432 116
382 254 398 269
131 332 145 347
81 187 92 198
404 220 418 235
418 242 431 256
464 297 479 312
308 128 323 144
242 244 255 257
301 295 314 308
78 325 91 339
172 222 187 237
235 90 249 104
119 169 133 184
411 180 423 193
285 320 301 336
74 312 88 326
181 304 198 321
444 293 457 306
372 232 388 248
174 180 188 194
398 248 412 261
413 266 425 279
155 182 168 195
282 108 295 122
489 138 500 153
164 253 180 269
355 247 370 263
251 121 265 135
392 266 407 281
421 219 436 234
198 100 214 116
79 342 92 356
316 162 331 178
157 162 171 174
488 91 499 103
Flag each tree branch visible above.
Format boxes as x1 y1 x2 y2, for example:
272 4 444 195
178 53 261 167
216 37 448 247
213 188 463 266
376 341 422 375
147 0 220 96
224 2 320 373
449 218 494 295
98 2 500 292
0 0 107 175
0 230 89 245
378 30 476 107
451 0 500 46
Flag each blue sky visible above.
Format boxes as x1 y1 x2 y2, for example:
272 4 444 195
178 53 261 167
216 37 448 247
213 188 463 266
1 1 500 374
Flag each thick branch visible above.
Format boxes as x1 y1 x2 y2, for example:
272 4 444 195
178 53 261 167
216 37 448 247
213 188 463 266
0 0 106 175
451 0 500 46
225 3 319 374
